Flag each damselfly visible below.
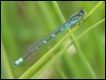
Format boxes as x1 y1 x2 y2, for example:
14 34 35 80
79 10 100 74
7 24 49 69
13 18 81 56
14 9 85 65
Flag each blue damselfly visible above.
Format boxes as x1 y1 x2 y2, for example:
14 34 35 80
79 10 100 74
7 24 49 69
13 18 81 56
14 9 85 65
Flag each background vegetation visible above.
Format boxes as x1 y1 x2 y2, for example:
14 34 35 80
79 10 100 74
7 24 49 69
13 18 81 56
1 1 105 79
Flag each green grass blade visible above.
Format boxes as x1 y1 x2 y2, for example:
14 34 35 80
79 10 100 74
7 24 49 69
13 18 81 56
31 18 105 79
71 34 97 78
51 1 65 22
52 1 97 78
19 1 104 79
78 18 105 39
1 41 14 79
85 1 104 19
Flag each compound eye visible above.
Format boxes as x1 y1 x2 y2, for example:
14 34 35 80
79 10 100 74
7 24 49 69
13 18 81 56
80 12 84 16
79 9 85 16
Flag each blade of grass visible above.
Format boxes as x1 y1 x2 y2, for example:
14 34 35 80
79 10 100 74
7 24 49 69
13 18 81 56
31 18 105 79
35 2 104 76
52 1 82 78
19 17 104 79
55 64 68 79
31 47 68 78
1 2 23 78
70 34 97 78
37 1 57 30
51 1 65 22
34 19 105 77
52 1 97 78
19 1 104 79
1 40 14 79
78 18 105 39
85 1 104 19
68 1 104 77
19 24 78 79
61 52 82 78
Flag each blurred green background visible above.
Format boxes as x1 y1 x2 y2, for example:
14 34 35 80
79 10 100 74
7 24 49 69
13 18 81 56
1 1 105 79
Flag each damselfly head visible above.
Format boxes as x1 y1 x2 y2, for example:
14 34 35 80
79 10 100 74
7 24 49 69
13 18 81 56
69 9 85 21
79 9 85 16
